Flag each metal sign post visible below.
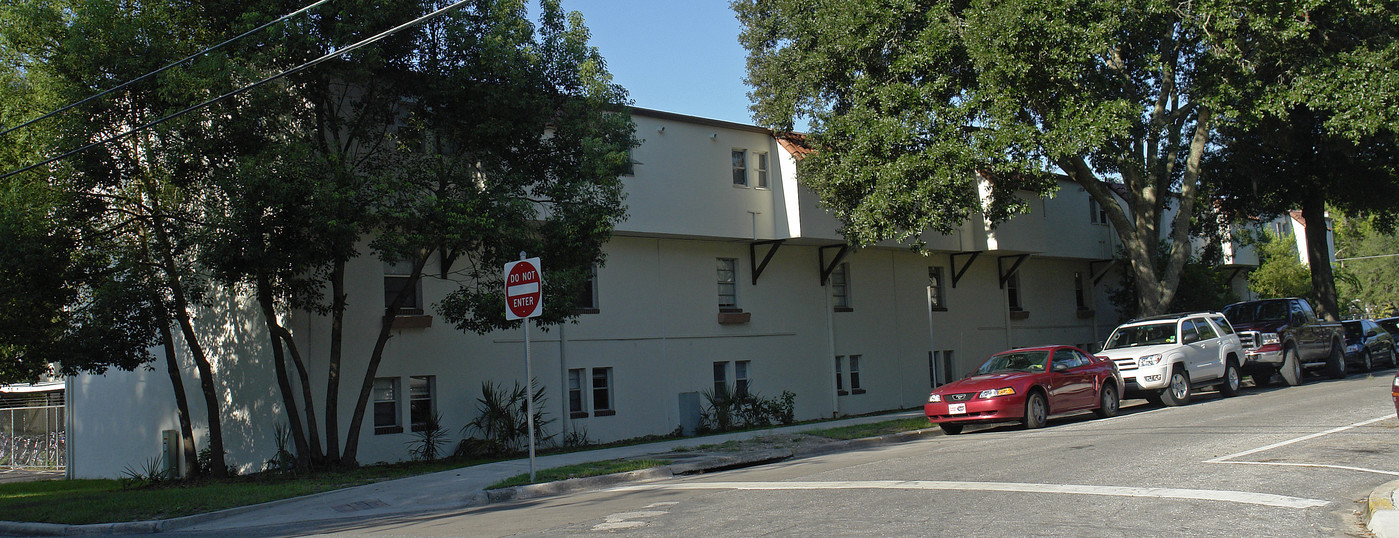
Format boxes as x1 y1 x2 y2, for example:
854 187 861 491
505 253 543 481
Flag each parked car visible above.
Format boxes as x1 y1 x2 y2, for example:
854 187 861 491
1096 312 1244 406
1222 298 1347 385
1376 317 1399 348
924 345 1122 435
1340 319 1396 372
1393 373 1399 420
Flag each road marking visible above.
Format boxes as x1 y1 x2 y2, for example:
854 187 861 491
592 508 670 532
609 480 1329 509
1214 460 1399 477
1206 415 1393 463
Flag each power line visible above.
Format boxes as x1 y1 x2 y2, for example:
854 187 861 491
0 0 336 139
1 0 472 182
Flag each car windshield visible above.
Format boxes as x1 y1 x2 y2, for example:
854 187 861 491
975 350 1049 374
1223 301 1289 324
1380 319 1399 335
1104 322 1177 349
1343 321 1363 340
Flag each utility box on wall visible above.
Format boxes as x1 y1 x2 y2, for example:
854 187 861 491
161 429 180 478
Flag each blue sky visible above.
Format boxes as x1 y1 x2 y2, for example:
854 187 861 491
562 0 756 126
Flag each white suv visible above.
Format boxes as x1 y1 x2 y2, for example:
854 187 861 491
1097 312 1244 406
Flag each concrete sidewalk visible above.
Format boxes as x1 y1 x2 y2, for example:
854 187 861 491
1366 480 1399 537
0 410 929 536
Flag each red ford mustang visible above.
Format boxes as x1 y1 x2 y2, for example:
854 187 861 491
925 345 1123 435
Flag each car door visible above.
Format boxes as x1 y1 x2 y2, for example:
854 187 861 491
1189 318 1224 381
1049 348 1094 410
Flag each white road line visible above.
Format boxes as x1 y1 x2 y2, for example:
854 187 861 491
608 480 1329 509
1213 460 1399 477
1205 415 1393 463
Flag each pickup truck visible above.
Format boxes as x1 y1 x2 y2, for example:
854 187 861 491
1097 312 1244 406
1221 298 1347 386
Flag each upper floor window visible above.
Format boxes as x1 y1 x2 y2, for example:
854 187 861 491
755 152 769 189
1006 272 1023 311
732 149 748 187
1089 197 1108 225
1074 271 1087 310
622 148 636 176
384 259 423 314
573 264 599 313
831 262 851 311
928 266 947 310
717 258 738 308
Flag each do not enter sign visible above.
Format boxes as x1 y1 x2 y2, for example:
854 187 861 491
504 257 543 320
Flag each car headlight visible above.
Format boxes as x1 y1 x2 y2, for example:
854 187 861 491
1260 332 1281 345
928 394 942 403
1138 354 1162 367
1348 344 1362 352
978 387 1015 399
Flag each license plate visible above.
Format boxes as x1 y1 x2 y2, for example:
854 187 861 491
949 403 966 414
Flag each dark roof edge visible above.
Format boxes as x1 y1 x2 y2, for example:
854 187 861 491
628 106 776 135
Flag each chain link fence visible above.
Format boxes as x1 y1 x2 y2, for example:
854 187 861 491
0 405 65 470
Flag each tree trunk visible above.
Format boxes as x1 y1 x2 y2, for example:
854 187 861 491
254 272 316 467
156 231 228 478
277 327 323 465
340 256 427 466
155 299 198 479
324 259 346 462
1301 196 1339 320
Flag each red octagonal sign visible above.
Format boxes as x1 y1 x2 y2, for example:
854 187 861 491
504 258 543 320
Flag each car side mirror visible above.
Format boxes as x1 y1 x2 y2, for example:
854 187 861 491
1052 362 1070 372
1183 333 1200 344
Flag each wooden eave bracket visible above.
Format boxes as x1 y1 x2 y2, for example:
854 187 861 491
998 254 1030 289
750 239 785 285
950 251 982 288
819 244 850 286
1089 259 1117 285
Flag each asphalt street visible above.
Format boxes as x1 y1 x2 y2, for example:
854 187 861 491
174 369 1399 537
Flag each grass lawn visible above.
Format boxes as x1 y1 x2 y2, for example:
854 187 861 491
805 417 933 440
486 459 672 489
0 457 489 525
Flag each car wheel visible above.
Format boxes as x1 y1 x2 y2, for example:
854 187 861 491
1281 346 1304 386
939 423 964 435
1362 350 1374 373
1219 360 1241 397
1023 392 1048 429
1326 342 1347 379
1158 367 1191 406
1093 383 1120 418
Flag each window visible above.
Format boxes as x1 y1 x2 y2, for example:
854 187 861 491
849 355 863 393
383 259 423 314
1053 349 1082 370
1006 272 1023 311
731 149 748 186
568 368 586 418
409 376 435 431
755 152 769 189
831 262 851 311
592 367 614 415
1074 271 1087 310
1195 318 1219 340
622 148 636 176
717 258 738 309
928 267 947 310
713 361 728 396
373 378 401 434
574 264 599 313
1089 197 1107 225
835 356 846 394
735 360 750 398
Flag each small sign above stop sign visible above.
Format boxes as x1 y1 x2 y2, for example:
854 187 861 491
504 258 543 320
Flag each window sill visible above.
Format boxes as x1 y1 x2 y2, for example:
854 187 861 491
391 315 433 329
411 424 433 433
833 307 854 313
573 308 600 315
837 390 849 396
930 306 948 312
718 311 751 325
594 409 616 417
1076 308 1095 319
374 426 403 435
570 411 589 419
851 388 866 395
1009 310 1030 320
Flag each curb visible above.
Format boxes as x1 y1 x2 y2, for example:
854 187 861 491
0 425 942 535
1367 479 1399 538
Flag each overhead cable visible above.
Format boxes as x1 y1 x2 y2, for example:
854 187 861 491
1 0 472 181
0 0 336 139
